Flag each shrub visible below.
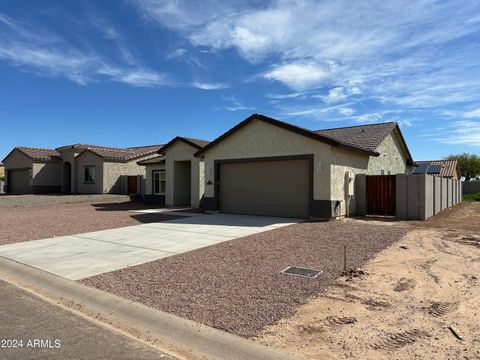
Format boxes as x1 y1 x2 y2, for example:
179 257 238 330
463 193 480 202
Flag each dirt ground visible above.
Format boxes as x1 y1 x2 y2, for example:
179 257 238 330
257 203 480 359
0 200 181 245
81 220 408 338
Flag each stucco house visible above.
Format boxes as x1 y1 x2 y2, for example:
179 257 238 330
2 144 162 194
194 114 414 219
138 137 209 206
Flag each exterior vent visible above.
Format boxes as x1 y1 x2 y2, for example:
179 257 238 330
281 266 322 278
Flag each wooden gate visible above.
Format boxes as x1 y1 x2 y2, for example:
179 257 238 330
127 176 138 195
367 175 396 216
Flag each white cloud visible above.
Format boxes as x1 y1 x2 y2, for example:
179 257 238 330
0 13 169 87
264 62 329 91
166 48 187 60
436 121 480 146
133 0 480 110
464 108 480 119
338 107 354 116
191 81 228 90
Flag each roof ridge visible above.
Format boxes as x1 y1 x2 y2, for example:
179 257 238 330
17 145 56 151
315 121 397 132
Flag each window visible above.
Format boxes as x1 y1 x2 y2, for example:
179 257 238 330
84 166 95 183
381 170 385 175
153 170 166 195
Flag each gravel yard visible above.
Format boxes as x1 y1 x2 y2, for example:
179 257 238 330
81 220 409 338
0 200 180 245
0 194 132 209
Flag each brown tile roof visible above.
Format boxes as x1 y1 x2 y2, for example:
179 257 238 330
82 144 164 161
416 160 459 178
315 122 398 154
5 144 163 163
15 147 61 161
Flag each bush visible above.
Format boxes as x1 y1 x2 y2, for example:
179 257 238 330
463 193 480 202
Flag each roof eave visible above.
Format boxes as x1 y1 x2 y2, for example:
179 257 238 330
195 114 379 157
159 137 204 155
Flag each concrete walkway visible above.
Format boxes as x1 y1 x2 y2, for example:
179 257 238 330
0 213 296 280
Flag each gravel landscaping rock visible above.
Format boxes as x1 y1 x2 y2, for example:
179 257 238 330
0 194 131 209
0 200 180 245
81 220 409 338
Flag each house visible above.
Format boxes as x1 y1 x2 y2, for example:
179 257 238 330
2 144 163 194
138 137 209 206
413 160 460 180
0 163 4 178
194 114 414 219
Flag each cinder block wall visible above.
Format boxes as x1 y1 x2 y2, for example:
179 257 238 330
396 174 461 220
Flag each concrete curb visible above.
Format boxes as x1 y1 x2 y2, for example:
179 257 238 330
0 257 300 360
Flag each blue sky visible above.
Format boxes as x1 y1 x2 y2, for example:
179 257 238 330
1 0 480 161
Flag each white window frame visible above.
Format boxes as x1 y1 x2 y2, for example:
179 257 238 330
153 170 166 195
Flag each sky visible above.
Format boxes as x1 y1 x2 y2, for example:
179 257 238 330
1 0 480 161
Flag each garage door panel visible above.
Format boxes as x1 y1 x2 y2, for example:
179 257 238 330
219 159 309 218
9 169 31 194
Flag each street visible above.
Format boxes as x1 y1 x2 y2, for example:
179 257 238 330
0 280 175 360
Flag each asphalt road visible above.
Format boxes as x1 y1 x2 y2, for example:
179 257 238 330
0 280 175 360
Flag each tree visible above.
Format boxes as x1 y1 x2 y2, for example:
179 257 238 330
445 153 480 180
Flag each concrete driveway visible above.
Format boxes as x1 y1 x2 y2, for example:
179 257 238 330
0 212 296 280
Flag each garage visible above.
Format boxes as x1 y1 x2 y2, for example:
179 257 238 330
218 159 310 218
8 169 31 194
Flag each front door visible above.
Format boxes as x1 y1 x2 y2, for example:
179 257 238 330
128 176 137 195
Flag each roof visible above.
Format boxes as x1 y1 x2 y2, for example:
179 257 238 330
137 155 166 166
6 147 62 161
195 114 413 163
315 122 397 154
79 144 164 162
3 144 163 163
160 136 210 154
415 160 460 178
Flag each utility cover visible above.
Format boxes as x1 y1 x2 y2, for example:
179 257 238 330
282 266 322 278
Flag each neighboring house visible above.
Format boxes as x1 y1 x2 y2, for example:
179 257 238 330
138 137 209 206
413 160 460 180
0 163 4 178
194 114 414 219
2 144 162 194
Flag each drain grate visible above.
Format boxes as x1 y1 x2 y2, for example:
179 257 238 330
282 266 322 278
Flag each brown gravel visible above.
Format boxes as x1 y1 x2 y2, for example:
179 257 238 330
0 200 181 245
0 194 132 209
80 220 409 338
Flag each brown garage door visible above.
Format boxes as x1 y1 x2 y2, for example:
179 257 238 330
9 169 31 194
218 159 310 218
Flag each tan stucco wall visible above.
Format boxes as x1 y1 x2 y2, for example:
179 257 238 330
144 164 165 195
329 130 409 215
201 120 410 217
3 149 33 170
32 162 61 186
202 120 333 201
103 159 147 194
76 151 104 194
164 141 204 208
58 150 79 193
0 166 4 177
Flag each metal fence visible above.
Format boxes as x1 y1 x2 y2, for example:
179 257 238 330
462 180 480 195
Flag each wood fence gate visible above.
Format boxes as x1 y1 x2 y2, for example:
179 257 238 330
367 175 396 216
